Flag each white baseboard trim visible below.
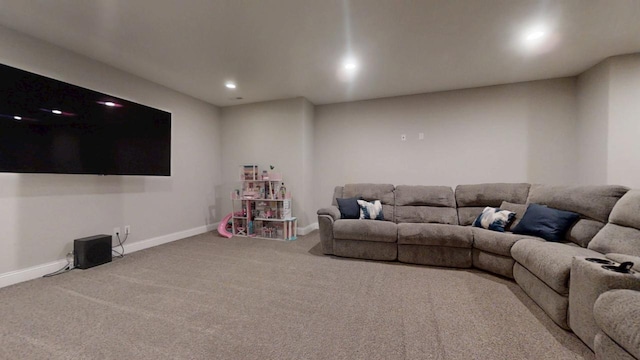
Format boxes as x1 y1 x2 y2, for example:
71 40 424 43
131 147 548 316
0 223 218 289
121 223 218 254
297 222 318 236
0 259 71 289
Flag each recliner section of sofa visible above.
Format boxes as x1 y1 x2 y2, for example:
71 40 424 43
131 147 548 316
512 241 602 329
455 183 532 278
395 185 473 268
511 185 629 330
328 183 397 261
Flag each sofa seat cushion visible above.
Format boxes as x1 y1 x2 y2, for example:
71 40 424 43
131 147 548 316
511 239 602 295
471 228 541 257
333 219 397 243
398 223 472 248
594 290 640 360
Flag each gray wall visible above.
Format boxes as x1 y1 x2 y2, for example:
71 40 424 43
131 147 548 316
608 54 640 188
576 59 610 184
0 27 222 274
313 78 579 209
219 97 315 228
576 53 640 188
301 99 316 229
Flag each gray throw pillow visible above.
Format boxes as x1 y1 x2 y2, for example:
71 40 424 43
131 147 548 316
500 201 528 232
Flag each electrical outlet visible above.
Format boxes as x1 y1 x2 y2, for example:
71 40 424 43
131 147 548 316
124 225 131 235
113 227 120 239
419 132 424 140
401 134 407 141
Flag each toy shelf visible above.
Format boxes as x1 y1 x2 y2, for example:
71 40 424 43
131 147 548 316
230 165 296 241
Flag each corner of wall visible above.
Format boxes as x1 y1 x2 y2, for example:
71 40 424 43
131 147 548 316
605 53 640 187
575 57 611 185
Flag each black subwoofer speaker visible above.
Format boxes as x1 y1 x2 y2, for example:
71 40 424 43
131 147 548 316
74 234 112 269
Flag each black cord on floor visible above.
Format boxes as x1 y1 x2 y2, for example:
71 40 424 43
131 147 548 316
43 261 73 277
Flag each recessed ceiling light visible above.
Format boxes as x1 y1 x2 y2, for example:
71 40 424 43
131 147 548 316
337 57 360 82
525 30 546 42
225 82 237 89
521 24 550 50
96 101 122 108
343 59 358 71
52 109 62 115
14 116 22 120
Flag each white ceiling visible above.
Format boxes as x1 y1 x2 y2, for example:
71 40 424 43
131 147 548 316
0 0 639 106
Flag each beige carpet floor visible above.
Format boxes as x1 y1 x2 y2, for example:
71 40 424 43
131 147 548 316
0 231 593 360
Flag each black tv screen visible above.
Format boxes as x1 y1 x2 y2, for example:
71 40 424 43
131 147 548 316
0 63 171 176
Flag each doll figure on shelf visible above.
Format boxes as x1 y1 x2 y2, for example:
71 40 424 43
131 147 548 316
280 183 287 199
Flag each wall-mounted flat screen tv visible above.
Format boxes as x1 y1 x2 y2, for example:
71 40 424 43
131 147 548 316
0 63 171 176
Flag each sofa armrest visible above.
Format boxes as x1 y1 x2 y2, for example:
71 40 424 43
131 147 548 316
317 206 340 255
317 206 341 221
569 257 640 349
606 253 640 272
594 289 640 359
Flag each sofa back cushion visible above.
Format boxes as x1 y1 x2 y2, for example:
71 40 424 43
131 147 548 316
527 185 628 222
455 183 531 226
342 183 395 222
527 184 629 247
394 185 457 224
589 189 640 256
331 186 344 207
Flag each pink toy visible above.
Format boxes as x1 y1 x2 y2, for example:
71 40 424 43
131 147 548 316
217 213 233 238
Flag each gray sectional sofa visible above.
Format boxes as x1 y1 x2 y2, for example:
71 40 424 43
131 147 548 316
317 183 640 358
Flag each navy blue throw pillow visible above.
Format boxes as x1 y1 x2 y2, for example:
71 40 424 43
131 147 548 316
336 197 361 219
512 203 580 242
